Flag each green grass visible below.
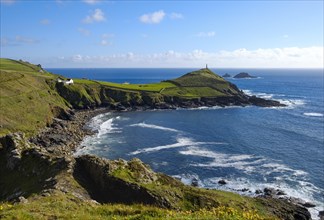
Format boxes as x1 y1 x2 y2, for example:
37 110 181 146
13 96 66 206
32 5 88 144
0 58 45 74
0 70 68 136
0 192 277 220
98 81 176 92
161 86 226 97
169 68 226 87
73 78 176 93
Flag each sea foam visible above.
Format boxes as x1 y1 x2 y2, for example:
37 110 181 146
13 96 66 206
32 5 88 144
129 122 179 132
129 137 226 155
303 112 323 117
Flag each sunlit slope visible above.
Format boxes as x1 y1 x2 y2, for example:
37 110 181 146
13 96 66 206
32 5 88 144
0 59 68 136
0 59 245 136
162 68 241 98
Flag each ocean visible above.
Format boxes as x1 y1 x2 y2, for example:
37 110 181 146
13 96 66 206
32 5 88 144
47 68 324 218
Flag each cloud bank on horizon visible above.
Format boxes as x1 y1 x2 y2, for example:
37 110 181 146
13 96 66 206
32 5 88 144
0 0 323 68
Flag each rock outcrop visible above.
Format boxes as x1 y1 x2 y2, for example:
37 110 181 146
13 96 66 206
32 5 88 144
72 154 311 219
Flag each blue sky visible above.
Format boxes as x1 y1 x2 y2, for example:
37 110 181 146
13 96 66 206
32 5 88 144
1 0 323 68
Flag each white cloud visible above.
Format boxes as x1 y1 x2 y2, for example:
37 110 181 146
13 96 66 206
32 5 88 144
197 31 216 37
83 0 101 4
58 47 323 68
40 19 50 25
170 12 183 19
283 34 289 39
78 28 91 36
0 0 15 5
83 8 106 24
140 10 165 24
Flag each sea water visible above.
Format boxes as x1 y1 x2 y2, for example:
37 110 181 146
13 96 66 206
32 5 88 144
48 68 324 219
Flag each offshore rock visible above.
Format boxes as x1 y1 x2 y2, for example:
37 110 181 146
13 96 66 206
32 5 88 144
233 72 256 78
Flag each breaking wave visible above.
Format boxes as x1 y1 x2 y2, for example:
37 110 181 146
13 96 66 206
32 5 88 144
129 137 226 155
129 122 179 132
243 89 305 109
303 112 323 117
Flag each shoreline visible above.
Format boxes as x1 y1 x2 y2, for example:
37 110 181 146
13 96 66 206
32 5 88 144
0 105 317 219
48 106 318 217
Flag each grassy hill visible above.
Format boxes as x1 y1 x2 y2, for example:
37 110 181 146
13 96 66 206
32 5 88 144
0 58 243 136
0 59 68 136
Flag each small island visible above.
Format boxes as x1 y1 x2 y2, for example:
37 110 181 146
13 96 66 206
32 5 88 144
222 73 231 77
233 72 257 78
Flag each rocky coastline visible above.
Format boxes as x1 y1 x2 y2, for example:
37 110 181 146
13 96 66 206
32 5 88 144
0 61 316 219
1 106 318 219
0 105 313 219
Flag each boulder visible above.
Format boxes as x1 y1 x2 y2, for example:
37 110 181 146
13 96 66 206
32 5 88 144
303 202 316 208
218 179 227 185
264 187 276 196
255 189 263 194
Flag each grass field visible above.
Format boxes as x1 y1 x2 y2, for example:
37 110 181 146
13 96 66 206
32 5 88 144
0 192 275 220
0 59 68 136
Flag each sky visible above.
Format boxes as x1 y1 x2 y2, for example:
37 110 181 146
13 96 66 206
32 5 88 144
0 0 323 68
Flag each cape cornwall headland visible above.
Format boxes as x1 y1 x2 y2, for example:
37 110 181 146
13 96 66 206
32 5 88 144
0 58 312 219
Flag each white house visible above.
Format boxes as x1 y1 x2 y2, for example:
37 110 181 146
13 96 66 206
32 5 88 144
65 79 74 85
57 78 74 85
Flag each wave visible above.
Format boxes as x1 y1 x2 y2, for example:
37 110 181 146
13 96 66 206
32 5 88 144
179 146 307 177
201 176 323 220
243 90 274 99
275 99 305 109
178 146 322 219
129 122 179 132
129 137 226 155
303 112 323 117
177 105 245 111
86 112 111 131
243 89 305 109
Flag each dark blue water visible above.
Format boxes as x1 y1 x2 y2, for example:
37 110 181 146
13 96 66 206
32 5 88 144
53 68 324 218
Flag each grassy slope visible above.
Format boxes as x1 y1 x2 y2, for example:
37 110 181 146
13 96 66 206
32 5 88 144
0 193 274 220
0 59 68 136
0 59 236 136
166 68 239 97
